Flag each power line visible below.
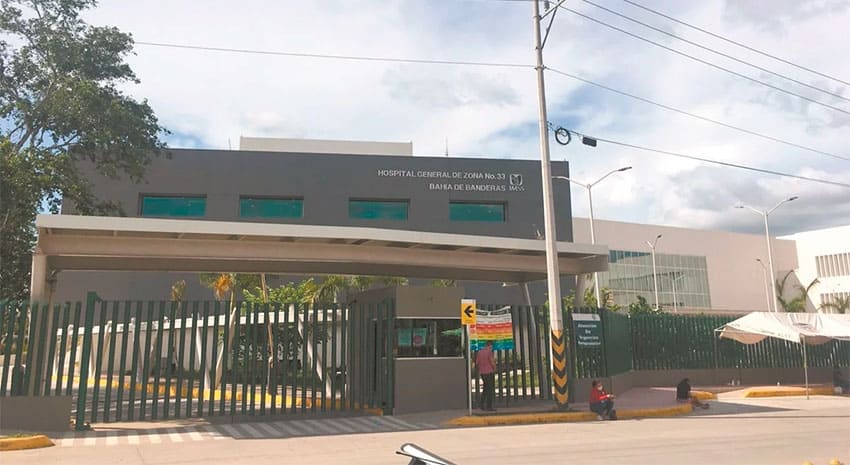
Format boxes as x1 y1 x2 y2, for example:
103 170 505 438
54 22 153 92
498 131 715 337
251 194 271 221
545 67 850 162
579 0 850 103
557 5 850 117
556 127 850 188
135 39 850 163
134 41 534 69
617 0 850 87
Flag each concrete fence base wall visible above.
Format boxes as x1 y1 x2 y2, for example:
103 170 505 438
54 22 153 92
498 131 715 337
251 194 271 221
0 396 72 432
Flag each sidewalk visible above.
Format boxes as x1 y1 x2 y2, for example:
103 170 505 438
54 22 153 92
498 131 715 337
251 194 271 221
440 386 707 427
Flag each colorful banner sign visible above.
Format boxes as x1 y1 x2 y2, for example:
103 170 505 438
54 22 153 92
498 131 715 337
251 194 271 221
470 306 514 351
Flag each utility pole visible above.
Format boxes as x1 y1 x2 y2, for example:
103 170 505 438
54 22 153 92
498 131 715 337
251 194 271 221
532 0 569 410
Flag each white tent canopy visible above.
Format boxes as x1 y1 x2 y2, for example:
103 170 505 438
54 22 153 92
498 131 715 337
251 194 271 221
716 312 850 398
718 312 850 345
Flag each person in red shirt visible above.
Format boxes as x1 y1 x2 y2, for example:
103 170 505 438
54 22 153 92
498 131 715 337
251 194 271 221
589 380 616 420
475 341 497 411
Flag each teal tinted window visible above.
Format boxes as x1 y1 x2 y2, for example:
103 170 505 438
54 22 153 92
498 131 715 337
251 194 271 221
141 196 206 217
240 197 303 219
349 200 408 220
449 202 505 222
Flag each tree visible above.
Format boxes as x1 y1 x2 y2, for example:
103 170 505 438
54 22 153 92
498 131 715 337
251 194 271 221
628 295 659 315
169 280 186 302
0 0 168 299
775 271 818 313
821 295 849 314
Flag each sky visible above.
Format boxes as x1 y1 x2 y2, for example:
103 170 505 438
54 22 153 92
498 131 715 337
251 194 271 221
82 0 850 236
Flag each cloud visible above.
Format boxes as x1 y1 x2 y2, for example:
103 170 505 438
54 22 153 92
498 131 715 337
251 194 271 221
80 0 850 235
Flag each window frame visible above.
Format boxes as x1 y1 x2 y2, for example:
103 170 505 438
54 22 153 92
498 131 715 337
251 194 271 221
448 201 507 223
238 195 304 219
348 198 410 221
139 194 207 218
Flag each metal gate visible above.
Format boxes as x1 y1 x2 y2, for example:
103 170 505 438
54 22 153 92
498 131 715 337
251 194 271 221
0 294 394 429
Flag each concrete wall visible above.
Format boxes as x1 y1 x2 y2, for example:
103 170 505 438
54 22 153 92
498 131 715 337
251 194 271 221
783 225 850 311
0 396 71 432
394 358 467 414
573 218 798 313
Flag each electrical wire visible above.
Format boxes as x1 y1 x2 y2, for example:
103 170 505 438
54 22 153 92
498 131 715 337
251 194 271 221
134 40 850 163
553 126 850 188
545 67 850 163
134 41 533 69
617 0 850 87
579 0 850 103
556 5 850 117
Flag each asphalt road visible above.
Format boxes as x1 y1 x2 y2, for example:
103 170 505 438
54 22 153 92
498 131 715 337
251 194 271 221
9 396 850 465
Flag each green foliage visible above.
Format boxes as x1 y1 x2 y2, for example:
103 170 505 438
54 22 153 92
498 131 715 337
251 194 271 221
821 296 849 314
0 0 167 299
628 295 661 315
775 271 819 313
169 280 186 302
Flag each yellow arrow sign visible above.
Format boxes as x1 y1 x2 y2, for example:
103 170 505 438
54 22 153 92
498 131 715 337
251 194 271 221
461 298 476 325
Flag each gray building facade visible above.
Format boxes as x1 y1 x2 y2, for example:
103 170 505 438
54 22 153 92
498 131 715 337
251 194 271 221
58 148 574 303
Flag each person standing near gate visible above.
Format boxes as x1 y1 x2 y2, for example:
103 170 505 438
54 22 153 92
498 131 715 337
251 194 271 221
475 340 496 411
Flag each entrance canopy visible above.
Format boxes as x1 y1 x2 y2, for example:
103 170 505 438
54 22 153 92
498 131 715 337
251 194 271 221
31 215 609 300
718 312 850 345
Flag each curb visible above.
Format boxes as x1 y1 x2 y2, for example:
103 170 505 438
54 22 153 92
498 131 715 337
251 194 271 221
691 390 717 401
0 435 54 452
744 386 835 398
444 403 693 427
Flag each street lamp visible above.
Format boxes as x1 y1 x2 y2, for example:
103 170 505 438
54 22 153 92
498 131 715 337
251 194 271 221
646 234 662 309
553 166 632 307
670 272 685 313
735 196 798 313
755 259 772 312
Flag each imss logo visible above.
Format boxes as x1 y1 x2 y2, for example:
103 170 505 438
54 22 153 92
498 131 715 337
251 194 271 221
509 174 525 191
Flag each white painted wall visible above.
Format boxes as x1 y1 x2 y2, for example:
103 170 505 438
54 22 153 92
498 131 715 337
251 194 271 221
782 225 850 312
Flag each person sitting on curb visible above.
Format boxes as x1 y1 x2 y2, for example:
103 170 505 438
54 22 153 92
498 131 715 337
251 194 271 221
589 380 617 420
676 378 710 409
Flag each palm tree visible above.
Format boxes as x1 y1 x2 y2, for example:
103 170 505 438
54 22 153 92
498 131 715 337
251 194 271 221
775 270 818 313
821 295 850 314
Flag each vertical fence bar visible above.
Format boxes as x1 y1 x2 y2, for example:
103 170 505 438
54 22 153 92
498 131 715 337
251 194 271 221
32 303 51 396
43 304 61 397
65 303 82 396
164 302 178 420
236 302 246 416
115 302 131 421
330 302 337 412
174 301 188 419
249 303 258 416
293 303 303 414
307 303 319 412
197 302 210 418
341 305 349 411
139 301 155 420
210 301 220 417
514 305 527 400
89 300 108 421
186 301 200 418
298 303 307 413
386 299 396 414
281 303 291 415
321 303 329 412
74 293 97 430
270 303 281 415
0 302 6 393
0 302 16 397
53 304 71 396
10 305 28 396
219 301 229 417
230 302 241 417
151 302 166 420
103 301 120 422
22 303 38 395
127 302 143 421
259 303 269 417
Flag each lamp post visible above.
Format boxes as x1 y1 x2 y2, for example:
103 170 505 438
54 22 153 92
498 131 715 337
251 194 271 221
646 234 662 309
735 196 798 313
670 273 685 313
755 259 772 312
553 166 632 307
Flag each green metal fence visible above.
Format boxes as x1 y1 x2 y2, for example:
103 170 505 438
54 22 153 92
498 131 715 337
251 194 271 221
631 313 850 370
0 295 395 430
